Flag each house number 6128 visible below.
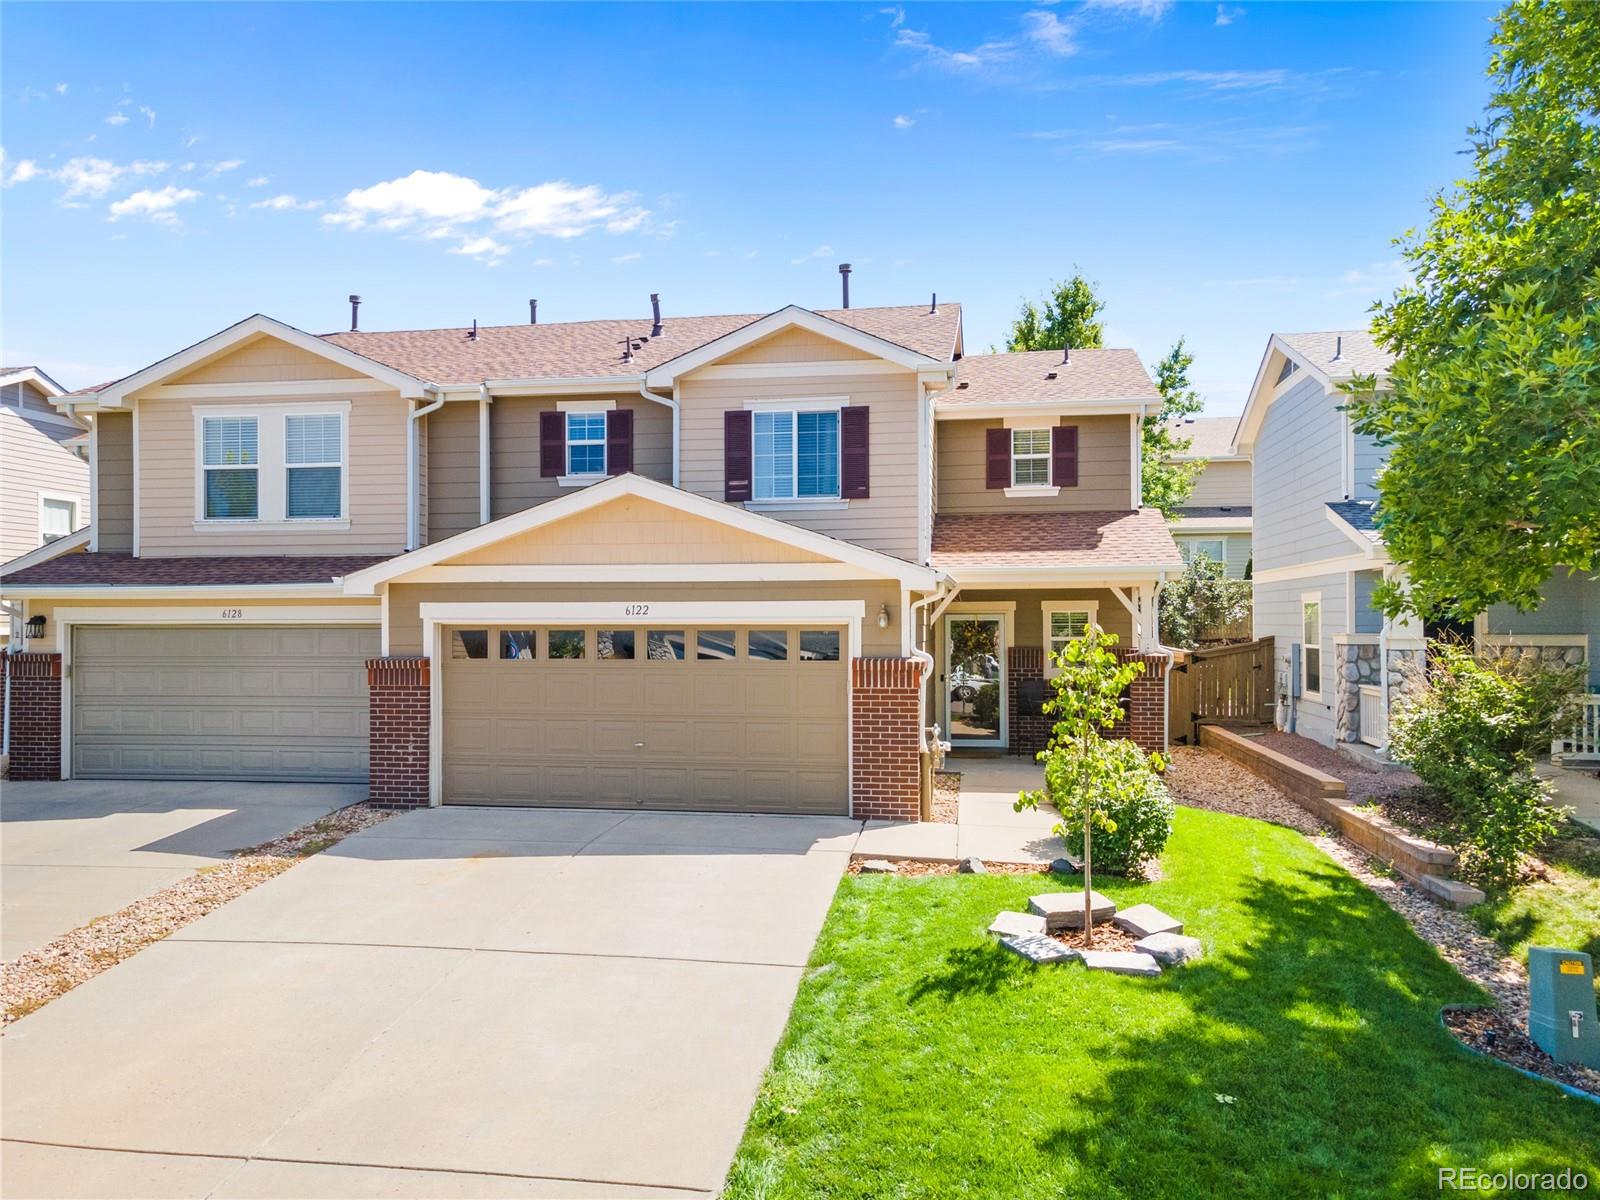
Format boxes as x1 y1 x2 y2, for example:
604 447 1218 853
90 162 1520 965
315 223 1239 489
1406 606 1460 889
221 608 243 619
624 604 650 617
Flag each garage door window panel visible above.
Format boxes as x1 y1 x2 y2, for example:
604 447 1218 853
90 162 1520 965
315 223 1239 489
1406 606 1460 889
748 630 789 661
202 417 259 520
452 629 489 660
697 630 737 661
597 630 635 660
548 629 587 659
649 630 687 660
800 630 840 661
500 630 537 660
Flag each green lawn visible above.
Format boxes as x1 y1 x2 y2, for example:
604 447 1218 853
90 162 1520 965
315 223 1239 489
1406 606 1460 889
1472 816 1600 998
726 807 1600 1199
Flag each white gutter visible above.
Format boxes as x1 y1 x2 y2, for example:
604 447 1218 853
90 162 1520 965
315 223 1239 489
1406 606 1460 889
407 389 445 551
479 385 492 526
908 581 952 753
638 382 680 487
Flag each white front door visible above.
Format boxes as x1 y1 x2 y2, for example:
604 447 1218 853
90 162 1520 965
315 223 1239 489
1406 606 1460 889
944 613 1005 748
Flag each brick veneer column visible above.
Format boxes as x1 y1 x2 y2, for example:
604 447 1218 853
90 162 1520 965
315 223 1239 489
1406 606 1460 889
1115 650 1170 754
851 657 924 822
6 651 63 781
367 657 430 807
1008 645 1049 757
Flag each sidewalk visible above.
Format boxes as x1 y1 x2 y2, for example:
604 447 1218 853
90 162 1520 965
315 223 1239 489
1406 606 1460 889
1540 759 1600 834
853 755 1067 865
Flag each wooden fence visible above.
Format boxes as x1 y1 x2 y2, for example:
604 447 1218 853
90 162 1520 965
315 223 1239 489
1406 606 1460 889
1167 636 1275 746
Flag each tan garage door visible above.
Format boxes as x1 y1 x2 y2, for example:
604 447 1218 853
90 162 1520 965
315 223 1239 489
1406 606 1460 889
72 625 378 782
443 625 848 813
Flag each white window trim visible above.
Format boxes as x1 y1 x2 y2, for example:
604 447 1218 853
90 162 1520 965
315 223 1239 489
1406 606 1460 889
37 491 80 546
1301 591 1323 699
285 412 345 521
1041 600 1100 678
563 410 608 480
1010 427 1052 489
745 399 847 505
192 402 351 530
1178 536 1227 564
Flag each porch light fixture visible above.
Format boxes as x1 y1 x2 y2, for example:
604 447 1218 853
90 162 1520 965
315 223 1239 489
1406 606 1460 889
877 604 890 630
24 614 46 640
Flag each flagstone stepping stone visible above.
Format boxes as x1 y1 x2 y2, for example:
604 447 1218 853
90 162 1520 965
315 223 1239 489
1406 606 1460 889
1112 903 1184 938
1079 949 1162 978
987 910 1047 938
1029 890 1116 932
1134 932 1204 965
858 859 899 874
1001 933 1080 965
958 856 987 874
1049 855 1084 875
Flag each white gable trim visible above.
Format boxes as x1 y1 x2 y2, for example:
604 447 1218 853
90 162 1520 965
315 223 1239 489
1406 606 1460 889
341 473 940 594
1324 504 1387 556
644 305 939 387
0 367 67 399
88 314 431 409
0 527 90 579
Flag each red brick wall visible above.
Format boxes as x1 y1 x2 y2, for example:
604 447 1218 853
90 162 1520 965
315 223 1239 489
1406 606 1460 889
367 657 430 807
1117 651 1169 754
5 651 63 781
1008 646 1049 757
851 657 923 822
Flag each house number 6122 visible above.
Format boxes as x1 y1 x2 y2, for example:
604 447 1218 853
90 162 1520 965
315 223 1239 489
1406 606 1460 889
221 608 243 619
624 604 650 617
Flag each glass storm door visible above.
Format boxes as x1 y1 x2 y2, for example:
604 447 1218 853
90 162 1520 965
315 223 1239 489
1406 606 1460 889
944 615 1005 748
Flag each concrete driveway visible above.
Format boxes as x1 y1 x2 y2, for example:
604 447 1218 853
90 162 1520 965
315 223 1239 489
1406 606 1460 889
1 780 362 959
1 806 859 1198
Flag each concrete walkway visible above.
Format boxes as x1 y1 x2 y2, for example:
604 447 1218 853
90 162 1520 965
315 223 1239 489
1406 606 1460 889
1 806 858 1199
854 755 1066 864
1541 760 1600 834
1 780 361 959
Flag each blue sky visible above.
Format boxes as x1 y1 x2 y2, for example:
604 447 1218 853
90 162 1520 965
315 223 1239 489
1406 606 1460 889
3 1 1497 412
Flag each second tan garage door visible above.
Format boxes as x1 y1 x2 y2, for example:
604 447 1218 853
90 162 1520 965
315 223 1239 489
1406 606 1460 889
442 625 848 813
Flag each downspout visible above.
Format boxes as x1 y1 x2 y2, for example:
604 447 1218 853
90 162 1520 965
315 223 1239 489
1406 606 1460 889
407 389 445 551
909 578 956 751
639 382 679 486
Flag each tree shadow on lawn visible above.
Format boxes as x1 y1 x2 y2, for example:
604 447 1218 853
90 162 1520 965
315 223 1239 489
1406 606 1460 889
912 857 1600 1198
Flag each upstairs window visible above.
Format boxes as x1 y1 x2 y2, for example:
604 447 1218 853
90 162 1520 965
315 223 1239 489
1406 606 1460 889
202 417 259 520
754 409 840 500
1011 429 1052 486
1178 537 1226 566
40 496 77 544
285 413 343 519
566 413 607 476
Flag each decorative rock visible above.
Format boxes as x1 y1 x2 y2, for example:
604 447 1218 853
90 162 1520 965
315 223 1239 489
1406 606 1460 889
1000 933 1080 965
1049 855 1084 875
1135 932 1204 965
958 856 988 874
1112 903 1184 938
1029 890 1116 932
1079 949 1162 978
858 859 899 874
987 910 1048 938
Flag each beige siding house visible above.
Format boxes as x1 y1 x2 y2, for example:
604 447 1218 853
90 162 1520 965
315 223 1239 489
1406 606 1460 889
1 302 1180 817
1166 415 1252 579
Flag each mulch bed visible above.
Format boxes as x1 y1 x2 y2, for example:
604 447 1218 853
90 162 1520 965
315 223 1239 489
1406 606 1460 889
1443 1007 1600 1097
929 770 961 824
1252 730 1425 807
1050 925 1138 953
846 858 1048 877
1 803 393 1027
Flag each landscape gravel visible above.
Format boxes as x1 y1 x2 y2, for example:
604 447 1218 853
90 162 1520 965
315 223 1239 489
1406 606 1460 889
1 803 392 1026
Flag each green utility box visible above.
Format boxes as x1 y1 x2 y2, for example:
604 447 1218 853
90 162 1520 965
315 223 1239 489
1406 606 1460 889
1528 947 1599 1068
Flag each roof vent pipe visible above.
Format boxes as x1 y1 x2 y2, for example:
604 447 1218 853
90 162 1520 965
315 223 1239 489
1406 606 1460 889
529 299 538 325
650 292 663 338
1062 345 1071 365
1332 335 1343 362
469 319 478 342
930 292 937 315
348 295 361 332
839 263 852 309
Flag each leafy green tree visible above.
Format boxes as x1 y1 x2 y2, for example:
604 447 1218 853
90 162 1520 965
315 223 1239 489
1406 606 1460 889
1349 0 1600 619
1141 338 1205 517
1159 555 1253 648
1016 626 1169 946
1006 271 1105 352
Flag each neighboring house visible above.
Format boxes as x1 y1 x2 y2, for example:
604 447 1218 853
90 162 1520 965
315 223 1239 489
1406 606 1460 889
0 298 1180 817
1165 414 1251 578
1236 329 1598 754
0 367 90 646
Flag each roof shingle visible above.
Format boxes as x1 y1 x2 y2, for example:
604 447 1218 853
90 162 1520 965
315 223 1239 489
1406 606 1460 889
1277 330 1392 380
1326 499 1383 545
0 552 391 587
930 510 1182 571
933 349 1158 409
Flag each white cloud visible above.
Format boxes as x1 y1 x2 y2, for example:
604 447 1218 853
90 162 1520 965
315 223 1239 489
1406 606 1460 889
1215 4 1244 26
880 5 905 28
105 111 130 126
108 185 200 224
893 114 916 129
790 244 834 266
208 159 244 175
1113 68 1293 91
451 235 512 263
610 251 642 264
249 193 320 212
54 156 167 200
1328 258 1409 298
894 25 1015 70
325 169 496 232
5 158 42 187
139 106 156 129
1086 0 1173 19
246 176 270 188
55 82 68 95
1021 10 1078 57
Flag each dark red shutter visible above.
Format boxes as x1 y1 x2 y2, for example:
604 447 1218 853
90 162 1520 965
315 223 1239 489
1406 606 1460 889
840 406 870 499
724 409 753 501
539 411 564 478
606 409 633 475
985 427 1010 489
1052 425 1079 487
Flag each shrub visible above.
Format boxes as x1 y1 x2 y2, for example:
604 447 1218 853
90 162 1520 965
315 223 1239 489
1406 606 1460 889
1388 642 1579 882
1159 554 1252 648
1044 737 1175 874
972 682 1000 730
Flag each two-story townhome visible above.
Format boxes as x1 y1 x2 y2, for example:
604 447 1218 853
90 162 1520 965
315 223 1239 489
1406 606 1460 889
0 367 91 647
1165 414 1251 579
1238 328 1598 755
0 299 1179 817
